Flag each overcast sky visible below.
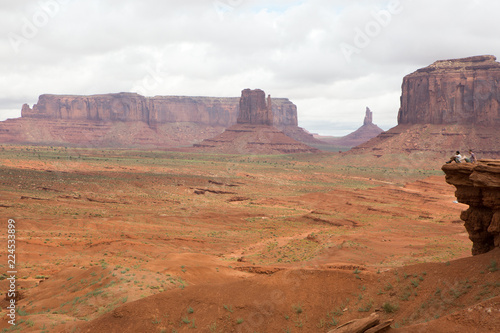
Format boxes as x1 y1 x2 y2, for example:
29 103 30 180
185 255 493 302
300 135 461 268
1 0 499 136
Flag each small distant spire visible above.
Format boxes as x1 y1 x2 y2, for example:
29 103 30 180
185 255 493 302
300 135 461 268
364 107 373 126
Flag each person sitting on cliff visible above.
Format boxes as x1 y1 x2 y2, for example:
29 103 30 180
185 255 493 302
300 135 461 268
465 149 477 163
445 151 463 163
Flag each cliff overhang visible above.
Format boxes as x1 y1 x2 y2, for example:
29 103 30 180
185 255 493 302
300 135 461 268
442 160 500 255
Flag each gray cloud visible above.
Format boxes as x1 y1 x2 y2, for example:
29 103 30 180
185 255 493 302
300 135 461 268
1 0 500 135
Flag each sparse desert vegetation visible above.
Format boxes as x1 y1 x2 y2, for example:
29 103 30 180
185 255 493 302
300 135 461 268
0 145 498 332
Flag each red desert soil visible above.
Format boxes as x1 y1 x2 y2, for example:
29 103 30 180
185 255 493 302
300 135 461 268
0 146 498 332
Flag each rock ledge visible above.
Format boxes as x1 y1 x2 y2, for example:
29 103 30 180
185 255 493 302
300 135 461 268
442 160 500 255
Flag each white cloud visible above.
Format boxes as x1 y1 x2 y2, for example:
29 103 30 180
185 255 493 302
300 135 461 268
1 0 500 135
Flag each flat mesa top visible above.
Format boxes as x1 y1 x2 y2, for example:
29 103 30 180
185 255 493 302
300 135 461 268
415 55 500 74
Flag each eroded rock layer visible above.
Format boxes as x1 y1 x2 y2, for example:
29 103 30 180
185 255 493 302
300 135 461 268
442 160 500 255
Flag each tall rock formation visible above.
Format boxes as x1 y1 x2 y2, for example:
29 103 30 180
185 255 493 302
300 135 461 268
350 56 500 158
398 55 500 126
364 107 373 126
442 160 500 255
192 89 319 154
237 89 273 126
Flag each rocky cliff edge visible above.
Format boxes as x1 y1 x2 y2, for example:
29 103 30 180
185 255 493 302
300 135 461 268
442 160 500 255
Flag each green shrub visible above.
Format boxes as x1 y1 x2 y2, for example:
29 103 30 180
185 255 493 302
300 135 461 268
382 302 399 313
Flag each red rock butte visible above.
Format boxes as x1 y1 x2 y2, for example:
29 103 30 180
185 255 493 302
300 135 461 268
192 89 319 154
351 55 500 158
398 55 500 126
237 89 274 126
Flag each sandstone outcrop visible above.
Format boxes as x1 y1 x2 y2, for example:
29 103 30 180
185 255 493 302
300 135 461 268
350 56 500 157
442 160 500 255
192 89 319 154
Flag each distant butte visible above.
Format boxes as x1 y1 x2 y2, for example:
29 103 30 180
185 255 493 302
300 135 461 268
314 107 383 148
191 89 319 154
237 89 274 126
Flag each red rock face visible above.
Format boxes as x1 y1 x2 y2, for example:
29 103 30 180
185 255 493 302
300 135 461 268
237 89 274 126
398 55 500 126
22 93 151 122
20 92 298 129
442 160 500 255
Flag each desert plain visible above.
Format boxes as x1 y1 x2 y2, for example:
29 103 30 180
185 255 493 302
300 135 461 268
0 145 498 332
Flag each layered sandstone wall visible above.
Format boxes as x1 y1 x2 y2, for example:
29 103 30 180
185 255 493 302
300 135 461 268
21 92 298 128
398 55 500 126
442 160 500 255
